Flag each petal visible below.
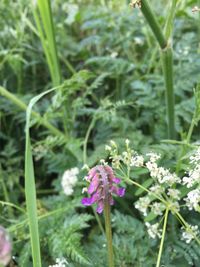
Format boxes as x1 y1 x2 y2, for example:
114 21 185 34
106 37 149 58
81 197 95 206
112 177 121 184
88 175 100 194
109 196 115 206
111 186 125 197
118 187 125 197
96 200 104 213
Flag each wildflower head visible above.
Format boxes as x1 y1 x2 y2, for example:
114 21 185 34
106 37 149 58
81 165 125 213
0 226 12 266
61 167 79 196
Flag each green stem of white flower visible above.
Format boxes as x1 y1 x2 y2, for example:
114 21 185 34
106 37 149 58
156 208 169 267
126 177 167 205
175 211 200 246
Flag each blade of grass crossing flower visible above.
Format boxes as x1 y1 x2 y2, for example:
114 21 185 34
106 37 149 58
25 87 58 267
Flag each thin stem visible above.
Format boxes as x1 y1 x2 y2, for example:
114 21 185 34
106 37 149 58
125 177 167 204
140 0 176 139
104 201 114 267
92 206 105 236
156 208 169 267
161 47 175 139
175 211 200 246
83 117 96 164
164 0 178 40
0 86 65 139
141 0 167 49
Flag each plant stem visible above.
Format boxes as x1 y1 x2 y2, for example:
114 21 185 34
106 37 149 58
0 86 65 138
140 0 176 139
83 117 96 164
161 47 175 139
141 0 167 49
156 208 169 267
104 201 114 267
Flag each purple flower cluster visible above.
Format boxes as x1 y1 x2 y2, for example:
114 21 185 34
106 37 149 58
81 165 125 213
0 226 11 266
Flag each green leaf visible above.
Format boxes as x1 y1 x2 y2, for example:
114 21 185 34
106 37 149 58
135 178 154 196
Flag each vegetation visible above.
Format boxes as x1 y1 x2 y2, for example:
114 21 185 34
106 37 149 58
0 0 200 266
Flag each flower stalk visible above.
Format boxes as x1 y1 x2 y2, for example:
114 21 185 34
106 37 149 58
104 201 114 267
140 0 176 139
156 208 169 267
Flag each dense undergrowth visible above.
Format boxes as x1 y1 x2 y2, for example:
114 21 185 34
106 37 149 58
0 0 200 266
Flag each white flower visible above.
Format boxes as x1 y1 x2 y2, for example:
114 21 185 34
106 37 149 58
146 152 161 162
182 176 195 188
146 161 180 185
189 147 200 163
130 155 144 167
145 222 162 239
125 139 130 146
110 140 117 147
167 189 180 200
135 196 151 216
82 164 89 171
168 201 180 213
183 147 200 187
151 202 165 215
181 225 199 244
61 168 79 196
149 185 164 195
100 159 108 165
105 145 112 151
184 189 200 211
49 257 68 267
110 52 118 58
82 187 88 194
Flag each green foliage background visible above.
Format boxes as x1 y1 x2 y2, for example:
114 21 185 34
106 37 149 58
0 0 200 266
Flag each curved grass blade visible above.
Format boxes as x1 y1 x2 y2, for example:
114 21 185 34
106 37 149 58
25 86 58 267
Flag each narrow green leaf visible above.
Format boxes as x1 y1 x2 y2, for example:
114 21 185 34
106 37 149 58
25 87 57 267
135 178 153 196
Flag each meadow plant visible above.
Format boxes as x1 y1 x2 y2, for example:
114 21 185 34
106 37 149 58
0 226 11 267
82 165 125 267
49 258 69 267
102 140 200 266
61 167 79 196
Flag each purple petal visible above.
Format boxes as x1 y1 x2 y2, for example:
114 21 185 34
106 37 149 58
81 197 95 206
112 177 121 184
118 187 125 197
109 196 115 206
88 175 99 194
96 200 104 213
111 186 125 197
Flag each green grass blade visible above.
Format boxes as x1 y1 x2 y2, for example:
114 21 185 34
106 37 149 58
25 87 57 267
32 0 61 86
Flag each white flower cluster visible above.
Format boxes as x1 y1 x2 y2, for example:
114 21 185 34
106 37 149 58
146 154 180 186
181 225 199 244
135 196 151 216
184 189 200 211
145 222 162 239
130 154 144 167
182 147 200 211
151 202 165 216
182 147 200 188
61 168 79 196
49 258 68 267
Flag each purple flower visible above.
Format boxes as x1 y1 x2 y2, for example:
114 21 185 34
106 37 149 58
0 226 12 266
82 165 125 213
